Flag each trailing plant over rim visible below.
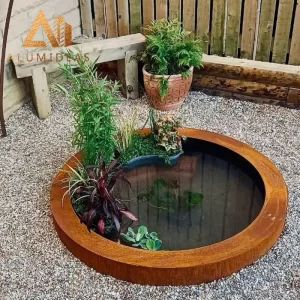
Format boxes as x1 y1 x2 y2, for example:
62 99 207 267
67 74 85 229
56 49 119 165
141 18 203 97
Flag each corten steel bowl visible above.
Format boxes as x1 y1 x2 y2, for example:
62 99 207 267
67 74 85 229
50 128 287 286
143 66 194 111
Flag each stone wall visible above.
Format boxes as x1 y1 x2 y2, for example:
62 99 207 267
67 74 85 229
0 0 82 118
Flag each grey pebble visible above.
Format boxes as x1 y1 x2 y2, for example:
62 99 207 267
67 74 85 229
0 90 299 300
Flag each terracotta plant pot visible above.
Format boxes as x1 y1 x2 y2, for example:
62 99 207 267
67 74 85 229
143 66 194 111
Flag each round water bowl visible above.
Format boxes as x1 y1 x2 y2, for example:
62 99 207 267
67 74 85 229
50 128 287 285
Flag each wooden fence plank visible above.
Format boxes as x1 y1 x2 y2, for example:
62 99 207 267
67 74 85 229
196 0 210 54
225 0 242 57
130 0 142 33
183 0 196 34
94 0 106 38
256 0 276 62
169 0 181 19
289 1 300 65
156 0 168 19
241 0 258 59
80 0 94 37
211 0 226 55
143 0 155 27
105 0 118 38
272 0 294 64
117 0 129 36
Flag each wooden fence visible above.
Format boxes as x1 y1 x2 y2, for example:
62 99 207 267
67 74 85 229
79 0 300 65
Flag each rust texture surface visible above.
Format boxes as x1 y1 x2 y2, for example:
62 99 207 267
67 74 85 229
50 129 288 285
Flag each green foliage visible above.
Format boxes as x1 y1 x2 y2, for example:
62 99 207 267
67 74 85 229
60 159 89 210
117 109 183 163
121 226 162 251
63 157 137 237
152 114 182 154
158 77 169 98
137 178 203 215
114 110 137 154
55 48 119 165
118 133 170 164
141 19 203 97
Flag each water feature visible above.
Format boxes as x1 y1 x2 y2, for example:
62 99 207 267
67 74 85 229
115 138 265 250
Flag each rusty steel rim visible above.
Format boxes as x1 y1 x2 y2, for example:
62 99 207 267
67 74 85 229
50 128 287 285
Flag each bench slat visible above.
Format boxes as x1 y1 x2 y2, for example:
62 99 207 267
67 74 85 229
14 33 146 79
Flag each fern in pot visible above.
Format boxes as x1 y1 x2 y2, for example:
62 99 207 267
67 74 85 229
141 19 203 111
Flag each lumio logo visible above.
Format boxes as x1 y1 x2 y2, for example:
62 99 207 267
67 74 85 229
23 10 72 48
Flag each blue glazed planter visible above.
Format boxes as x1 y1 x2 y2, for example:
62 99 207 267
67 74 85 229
123 151 184 171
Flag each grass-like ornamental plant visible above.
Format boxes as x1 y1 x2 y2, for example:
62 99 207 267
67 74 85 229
121 226 162 250
114 110 137 154
63 158 138 238
141 18 203 97
56 49 119 165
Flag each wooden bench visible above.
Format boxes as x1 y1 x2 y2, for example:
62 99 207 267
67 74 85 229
13 33 145 118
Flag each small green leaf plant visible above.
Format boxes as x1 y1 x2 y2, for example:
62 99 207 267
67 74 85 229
141 18 203 97
121 226 162 251
152 114 183 155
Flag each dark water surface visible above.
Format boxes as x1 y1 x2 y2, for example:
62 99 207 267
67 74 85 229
115 138 265 250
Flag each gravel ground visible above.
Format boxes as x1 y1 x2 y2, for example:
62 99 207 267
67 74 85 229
0 90 299 300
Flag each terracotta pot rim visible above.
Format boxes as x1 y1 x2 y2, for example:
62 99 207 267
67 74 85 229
142 65 194 79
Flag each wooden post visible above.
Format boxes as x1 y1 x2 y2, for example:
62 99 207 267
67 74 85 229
31 68 51 119
117 51 139 99
125 50 139 99
117 59 126 95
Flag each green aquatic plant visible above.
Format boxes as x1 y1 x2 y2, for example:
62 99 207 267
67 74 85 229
137 178 203 215
121 226 162 251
